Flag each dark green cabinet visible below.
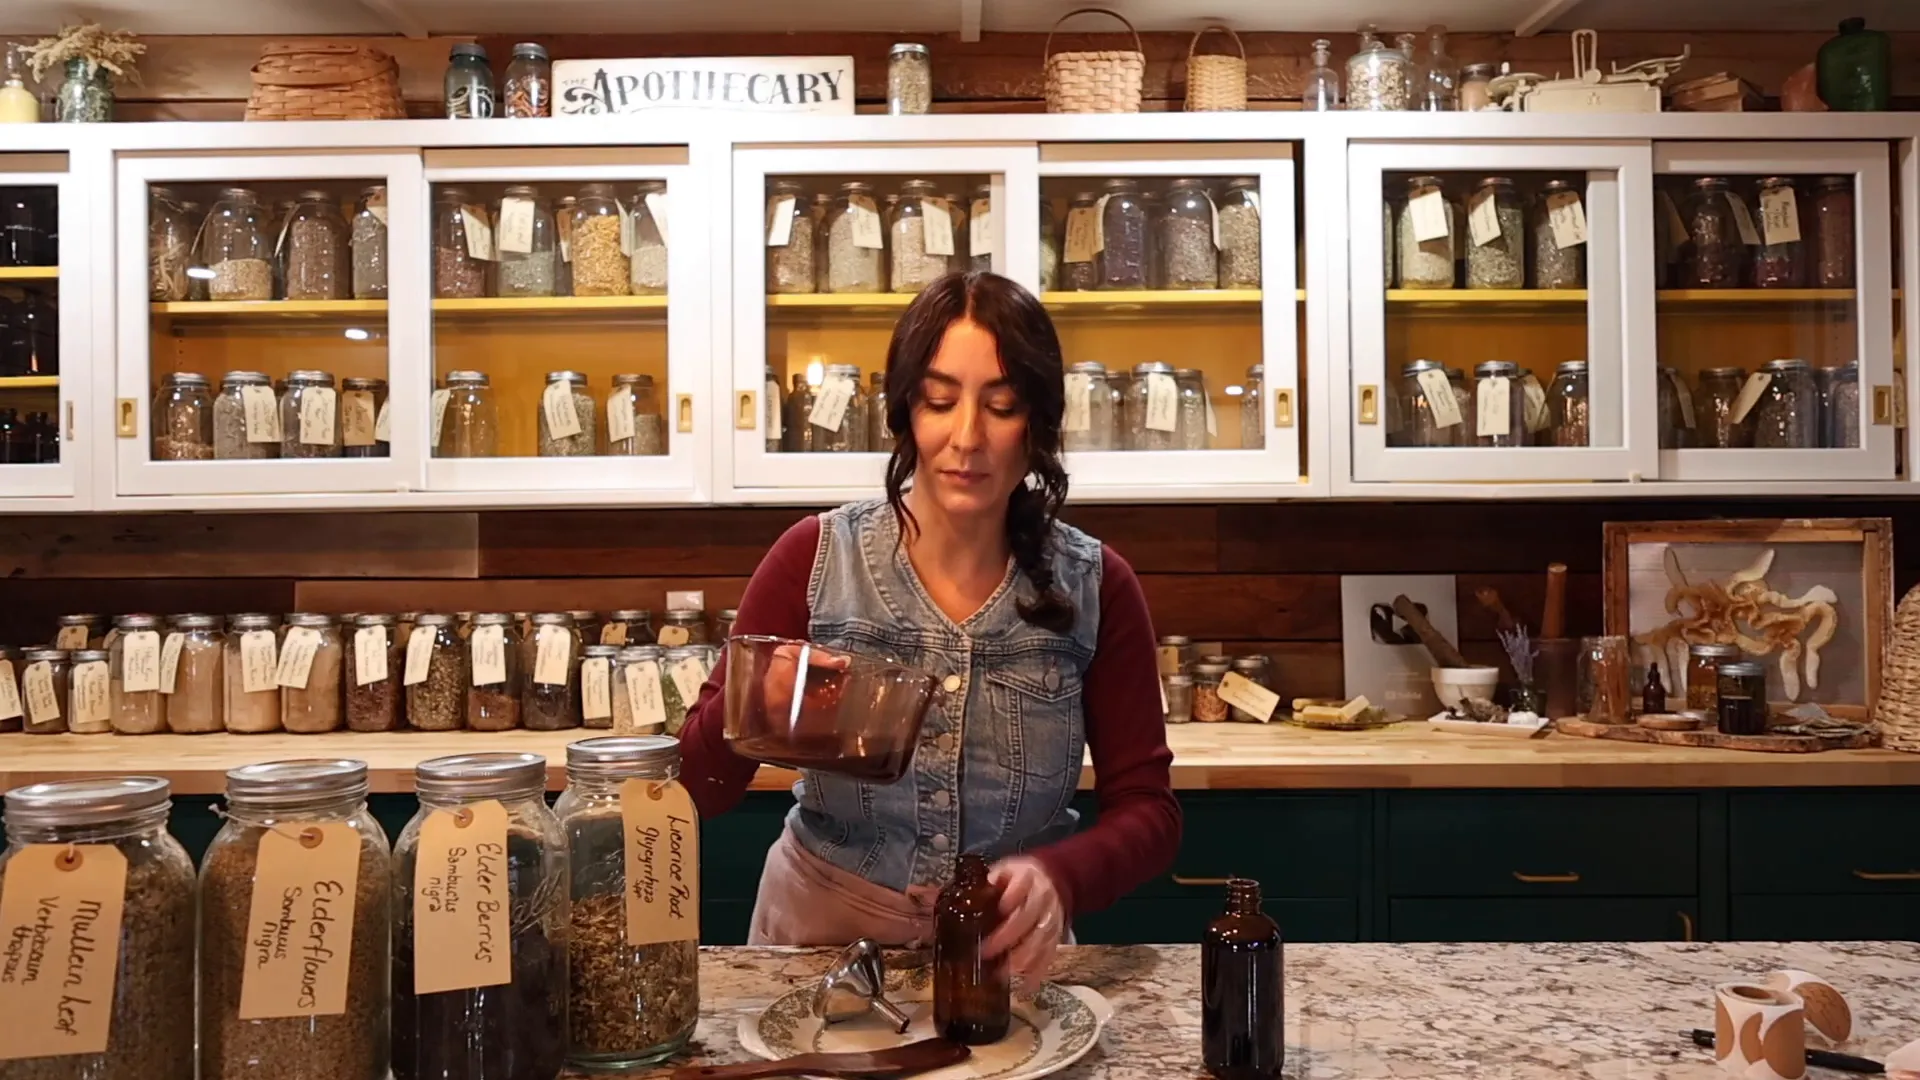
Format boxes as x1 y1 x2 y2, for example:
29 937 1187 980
1389 898 1701 942
1730 791 1920 895
701 793 791 944
1386 792 1698 897
1078 898 1357 944
1730 895 1920 942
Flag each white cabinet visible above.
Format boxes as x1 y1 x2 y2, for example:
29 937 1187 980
0 152 96 505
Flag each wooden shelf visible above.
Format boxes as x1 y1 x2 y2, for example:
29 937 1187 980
434 295 668 315
0 266 57 282
767 292 916 309
1657 289 1860 304
1388 289 1589 308
0 376 58 389
153 299 389 318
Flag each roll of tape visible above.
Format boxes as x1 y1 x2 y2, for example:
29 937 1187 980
1714 982 1806 1080
1765 970 1852 1045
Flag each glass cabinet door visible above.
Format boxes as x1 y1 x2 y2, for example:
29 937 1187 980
423 149 707 502
0 153 86 502
1346 141 1656 484
727 144 1037 500
1036 144 1302 497
1653 142 1896 481
115 152 426 497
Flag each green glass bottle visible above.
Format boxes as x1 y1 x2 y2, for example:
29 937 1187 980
1817 18 1891 112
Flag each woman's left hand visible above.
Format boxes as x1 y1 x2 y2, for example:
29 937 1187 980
984 856 1066 992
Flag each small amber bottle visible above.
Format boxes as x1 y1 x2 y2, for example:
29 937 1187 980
1643 662 1668 714
1202 878 1283 1080
933 853 1011 1044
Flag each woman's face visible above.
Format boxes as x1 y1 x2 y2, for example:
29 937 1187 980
910 317 1030 520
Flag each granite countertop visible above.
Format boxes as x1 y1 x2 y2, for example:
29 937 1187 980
647 941 1920 1079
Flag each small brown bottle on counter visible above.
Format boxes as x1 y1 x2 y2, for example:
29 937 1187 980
933 853 1011 1045
1643 662 1668 714
1202 878 1283 1080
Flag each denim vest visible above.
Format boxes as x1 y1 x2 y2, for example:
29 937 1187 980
788 498 1104 892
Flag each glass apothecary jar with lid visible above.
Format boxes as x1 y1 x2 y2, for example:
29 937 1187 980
393 754 567 1080
154 372 214 461
782 374 815 452
555 737 700 1068
659 646 707 735
1227 656 1275 722
825 182 885 294
540 370 598 457
351 185 389 300
522 612 582 732
281 370 342 459
1471 361 1526 448
1390 359 1457 448
201 187 273 301
503 41 551 117
601 609 652 647
607 373 664 456
1158 178 1218 290
404 613 466 731
199 760 392 1080
1459 62 1494 110
224 613 281 733
1346 26 1410 111
213 371 279 461
1240 363 1265 450
280 612 344 733
1125 362 1179 452
610 645 666 734
766 180 815 295
1216 179 1261 289
887 42 932 114
1547 360 1590 447
163 614 224 734
1752 176 1808 289
1658 366 1695 449
1825 360 1862 449
346 612 404 732
68 648 111 733
1098 178 1149 290
888 180 951 295
811 363 868 452
433 187 488 299
1752 358 1819 449
342 376 388 459
19 647 70 734
1063 361 1111 453
580 644 617 728
1695 367 1750 448
286 190 349 301
570 184 630 297
1683 177 1748 288
443 42 496 118
493 185 556 298
1531 180 1586 289
108 613 167 735
52 613 107 651
659 608 709 647
467 612 523 732
1397 176 1458 290
1 778 196 1080
438 370 498 458
1465 177 1524 289
1811 175 1855 288
1174 368 1209 450
626 180 670 296
150 185 194 302
1057 192 1099 292
1190 662 1232 722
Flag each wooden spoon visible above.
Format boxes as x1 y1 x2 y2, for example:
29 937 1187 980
673 1038 972 1080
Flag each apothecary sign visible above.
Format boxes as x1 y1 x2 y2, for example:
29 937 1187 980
553 56 856 116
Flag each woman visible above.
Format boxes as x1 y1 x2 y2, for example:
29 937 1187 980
681 271 1180 987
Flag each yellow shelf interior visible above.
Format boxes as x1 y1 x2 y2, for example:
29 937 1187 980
0 266 58 282
1387 289 1589 307
434 295 668 314
153 300 389 318
1657 289 1862 304
0 376 58 389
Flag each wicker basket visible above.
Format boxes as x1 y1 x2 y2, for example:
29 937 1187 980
1043 8 1145 114
1873 583 1920 752
1185 25 1248 112
246 42 405 122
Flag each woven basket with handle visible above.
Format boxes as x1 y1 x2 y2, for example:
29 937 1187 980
247 42 405 122
1185 25 1248 111
1872 583 1920 752
1044 8 1145 114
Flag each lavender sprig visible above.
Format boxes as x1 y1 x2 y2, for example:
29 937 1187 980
1497 624 1538 684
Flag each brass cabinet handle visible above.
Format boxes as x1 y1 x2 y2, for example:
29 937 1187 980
65 401 75 442
1273 388 1294 428
675 393 694 434
1873 385 1895 426
1677 910 1696 942
1358 385 1378 425
1512 871 1581 884
116 398 137 438
1171 875 1234 887
1852 869 1920 881
735 390 758 430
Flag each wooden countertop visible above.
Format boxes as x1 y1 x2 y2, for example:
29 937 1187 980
3 722 1917 795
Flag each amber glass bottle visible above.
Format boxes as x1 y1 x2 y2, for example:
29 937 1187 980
1202 878 1283 1080
933 853 1011 1044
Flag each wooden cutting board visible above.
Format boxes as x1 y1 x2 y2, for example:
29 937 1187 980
1555 717 1878 754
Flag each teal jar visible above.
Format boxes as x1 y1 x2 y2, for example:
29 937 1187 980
1817 18 1890 112
55 57 114 122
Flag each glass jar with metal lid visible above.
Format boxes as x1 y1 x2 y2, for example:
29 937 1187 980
107 613 167 735
580 644 618 728
608 373 664 456
432 186 489 299
599 609 653 647
393 753 567 1080
659 646 707 735
1390 359 1459 447
1545 360 1590 447
1159 178 1218 290
285 190 349 301
2 777 196 1078
570 183 630 297
715 608 738 641
163 613 225 734
887 42 932 114
1824 360 1862 449
280 370 342 459
1445 367 1474 446
150 185 194 301
1752 358 1818 448
539 370 598 457
1216 179 1261 289
1063 361 1111 453
1239 363 1265 450
1471 361 1526 447
438 370 498 458
1190 661 1232 722
345 612 404 732
1097 178 1150 290
214 370 281 460
554 736 701 1068
492 184 556 298
888 180 949 295
782 373 814 452
1397 176 1458 290
52 612 107 650
1685 643 1742 713
611 644 667 734
658 608 708 647
351 185 389 300
824 181 885 294
1158 635 1197 674
762 363 786 453
1751 177 1807 289
1057 192 1098 292
566 610 603 647
1715 662 1768 735
223 613 281 733
1530 179 1587 289
867 370 892 452
404 613 466 732
1464 177 1524 289
1227 655 1275 723
766 180 815 295
199 760 393 1080
817 363 869 452
340 376 389 458
202 186 273 301
627 179 670 295
280 612 344 733
67 648 111 733
1658 366 1695 449
1174 368 1210 450
154 372 214 461
1683 177 1747 288
1694 366 1750 448
522 612 582 732
1125 361 1179 451
467 612 523 732
1163 673 1194 724
19 647 70 733
1811 175 1855 289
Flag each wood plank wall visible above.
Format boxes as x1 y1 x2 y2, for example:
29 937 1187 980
4 500 1914 701
50 29 1920 121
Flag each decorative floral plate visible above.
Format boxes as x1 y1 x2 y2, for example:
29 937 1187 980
740 965 1113 1080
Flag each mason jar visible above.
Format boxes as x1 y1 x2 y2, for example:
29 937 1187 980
659 608 709 646
886 42 932 114
1125 361 1179 451
1464 177 1525 289
1547 360 1590 447
1098 178 1150 290
153 372 214 461
659 646 707 735
1446 367 1474 446
1216 178 1261 289
1228 655 1275 723
163 613 224 734
611 645 667 734
1 777 196 1080
467 612 524 732
608 373 664 456
1531 179 1587 289
1683 177 1747 288
1063 361 1111 453
433 187 489 299
68 648 111 733
522 612 582 732
867 371 892 453
816 363 868 452
285 190 349 301
281 369 343 459
148 185 196 301
783 373 815 452
405 613 466 732
1397 175 1458 290
1190 661 1232 722
214 370 280 461
1174 368 1210 450
225 612 282 733
1160 178 1218 290
889 180 950 295
766 180 815 295
1696 366 1751 448
495 184 557 298
439 370 499 458
1057 192 1099 292
1752 358 1818 449
1752 176 1807 289
201 186 273 301
281 612 344 733
392 754 566 1080
347 612 405 732
198 760 392 1080
1658 365 1694 449
539 370 597 457
343 376 389 459
19 647 70 733
351 185 389 300
1826 360 1862 449
108 612 167 735
1391 359 1456 447
1239 363 1265 450
824 181 885 294
554 737 700 1068
628 180 670 296
1811 175 1855 289
1472 361 1526 447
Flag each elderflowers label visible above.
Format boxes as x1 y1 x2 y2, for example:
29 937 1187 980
620 778 700 945
411 801 512 994
0 845 129 1059
237 823 363 1019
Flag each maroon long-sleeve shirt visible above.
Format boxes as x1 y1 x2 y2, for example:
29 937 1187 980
680 514 1182 917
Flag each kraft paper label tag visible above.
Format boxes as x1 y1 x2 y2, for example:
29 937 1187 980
1547 191 1588 249
1673 374 1697 430
582 657 612 721
0 660 21 721
461 205 494 261
1521 372 1551 434
1063 206 1097 265
970 198 992 256
1092 193 1112 254
923 198 955 257
533 626 570 687
429 389 451 449
1761 186 1802 245
809 376 854 433
1218 672 1281 723
355 625 389 686
608 386 636 444
241 631 278 694
72 661 109 727
1658 190 1688 260
620 779 700 945
542 382 583 440
54 625 88 651
342 391 377 448
299 388 336 447
121 630 161 693
242 386 282 444
275 627 321 690
496 197 536 255
0 844 128 1059
644 192 670 248
600 622 630 647
411 801 512 995
366 189 387 227
849 195 884 250
766 195 797 247
1156 646 1181 677
23 661 59 726
1731 372 1772 425
471 625 506 686
1205 190 1220 250
765 380 784 439
403 626 436 686
236 823 363 1019
158 633 184 695
1418 368 1463 428
668 657 705 708
1409 189 1450 244
625 660 666 730
1204 393 1217 438
656 625 690 648
1145 373 1178 433
1477 376 1512 438
1062 373 1092 433
618 201 635 257
1467 189 1500 248
1726 192 1762 247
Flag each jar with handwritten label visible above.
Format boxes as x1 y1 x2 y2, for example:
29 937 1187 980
433 187 489 299
590 609 647 648
1464 177 1524 289
404 613 465 732
1056 192 1098 292
213 371 281 461
281 370 343 459
1124 361 1178 452
659 646 707 735
462 612 523 731
279 612 343 734
888 180 951 294
1175 368 1210 450
223 613 281 733
579 644 617 729
342 376 389 459
1694 366 1751 448
522 612 583 732
656 609 708 647
438 371 499 458
1471 361 1526 448
393 753 567 1080
1190 661 1231 722
825 181 886 294
555 737 701 1069
1751 177 1807 289
199 760 393 1080
816 363 869 453
346 612 404 732
162 613 224 734
1396 175 1458 289
1752 358 1818 449
16 647 66 733
539 370 599 457
765 180 815 294
1390 359 1455 447
567 184 629 297
107 612 167 734
1227 656 1275 723
1531 180 1586 289
66 648 112 733
52 612 108 650
1546 360 1590 447
493 185 556 298
627 180 670 295
607 374 665 456
1062 361 1111 453
611 645 667 734
0 777 197 1080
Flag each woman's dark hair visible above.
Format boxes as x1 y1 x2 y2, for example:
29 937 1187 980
882 272 1074 632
